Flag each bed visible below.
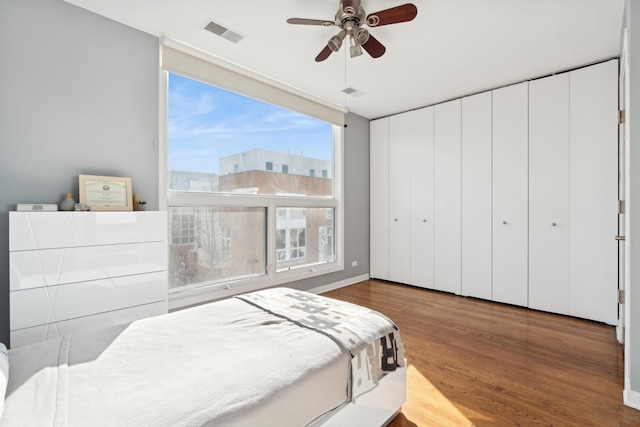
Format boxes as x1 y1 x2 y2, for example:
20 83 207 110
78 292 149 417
0 287 406 426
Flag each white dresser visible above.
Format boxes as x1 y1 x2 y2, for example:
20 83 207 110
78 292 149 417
9 211 168 347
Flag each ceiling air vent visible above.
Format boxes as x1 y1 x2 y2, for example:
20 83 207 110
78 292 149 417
342 87 366 97
204 20 244 44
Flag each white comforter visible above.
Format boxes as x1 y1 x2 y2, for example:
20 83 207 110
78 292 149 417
1 295 350 426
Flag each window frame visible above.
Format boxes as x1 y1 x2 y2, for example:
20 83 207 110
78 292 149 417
159 69 344 310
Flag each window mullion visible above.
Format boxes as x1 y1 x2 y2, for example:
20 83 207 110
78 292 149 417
267 202 277 276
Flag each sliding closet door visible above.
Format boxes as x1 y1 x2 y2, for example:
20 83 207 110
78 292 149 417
569 60 618 325
434 99 462 294
370 118 389 281
492 82 529 306
388 114 412 284
461 92 492 300
529 73 570 316
409 107 435 288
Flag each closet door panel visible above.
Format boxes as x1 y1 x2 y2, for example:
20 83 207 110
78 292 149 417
569 60 618 325
409 107 435 288
434 99 462 294
370 118 389 280
388 114 412 284
461 92 492 300
529 73 570 316
492 82 529 306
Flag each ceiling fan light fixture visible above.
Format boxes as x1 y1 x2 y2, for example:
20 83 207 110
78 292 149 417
328 29 347 52
350 43 363 57
349 34 363 57
354 27 369 45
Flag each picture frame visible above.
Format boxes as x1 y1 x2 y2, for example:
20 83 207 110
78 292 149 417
79 174 133 211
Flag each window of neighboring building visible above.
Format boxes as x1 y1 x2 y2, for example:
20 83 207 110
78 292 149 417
171 209 195 245
275 207 334 271
165 71 342 304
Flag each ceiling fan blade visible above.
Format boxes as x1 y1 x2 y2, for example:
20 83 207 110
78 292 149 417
361 34 386 58
315 45 334 62
287 18 335 26
366 3 418 27
342 0 361 14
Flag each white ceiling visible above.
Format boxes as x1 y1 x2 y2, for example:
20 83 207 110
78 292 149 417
64 0 624 120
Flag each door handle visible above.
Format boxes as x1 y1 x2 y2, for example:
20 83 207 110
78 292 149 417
615 235 626 241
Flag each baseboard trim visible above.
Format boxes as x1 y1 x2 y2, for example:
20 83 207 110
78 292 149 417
310 274 370 295
624 388 640 411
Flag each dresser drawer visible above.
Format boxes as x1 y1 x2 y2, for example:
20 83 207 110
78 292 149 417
10 241 167 291
10 271 167 330
10 211 167 251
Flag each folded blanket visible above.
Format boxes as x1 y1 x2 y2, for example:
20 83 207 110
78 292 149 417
236 288 405 400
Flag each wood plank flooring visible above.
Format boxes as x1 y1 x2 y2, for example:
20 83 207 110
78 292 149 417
324 280 640 426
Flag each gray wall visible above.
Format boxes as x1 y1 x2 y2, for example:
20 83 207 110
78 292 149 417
625 0 640 398
288 112 371 292
0 0 160 346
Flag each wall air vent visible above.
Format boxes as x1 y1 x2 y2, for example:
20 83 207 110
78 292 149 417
204 20 244 44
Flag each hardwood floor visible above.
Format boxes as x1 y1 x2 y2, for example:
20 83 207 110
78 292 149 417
324 280 640 427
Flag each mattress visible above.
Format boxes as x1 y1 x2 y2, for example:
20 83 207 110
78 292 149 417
0 288 403 426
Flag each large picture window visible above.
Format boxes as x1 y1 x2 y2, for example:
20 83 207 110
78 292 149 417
165 71 342 305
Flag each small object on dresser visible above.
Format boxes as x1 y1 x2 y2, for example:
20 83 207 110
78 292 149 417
59 193 76 211
137 200 147 211
74 203 91 211
16 203 58 212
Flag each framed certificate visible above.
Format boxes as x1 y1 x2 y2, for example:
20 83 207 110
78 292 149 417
79 174 133 211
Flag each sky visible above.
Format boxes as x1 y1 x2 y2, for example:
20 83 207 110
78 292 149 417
168 73 333 174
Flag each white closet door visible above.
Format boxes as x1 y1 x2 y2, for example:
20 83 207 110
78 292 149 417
492 82 529 306
409 107 435 288
388 114 412 284
434 99 462 294
529 73 570 316
370 118 389 281
461 92 492 300
569 60 618 325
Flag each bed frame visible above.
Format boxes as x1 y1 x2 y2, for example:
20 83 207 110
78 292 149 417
317 364 407 426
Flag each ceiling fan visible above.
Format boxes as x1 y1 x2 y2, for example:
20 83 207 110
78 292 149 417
287 0 418 62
